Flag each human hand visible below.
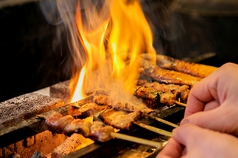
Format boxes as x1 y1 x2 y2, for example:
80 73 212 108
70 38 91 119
181 63 238 135
156 123 238 158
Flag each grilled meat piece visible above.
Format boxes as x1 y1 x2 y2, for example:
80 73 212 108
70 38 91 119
135 80 190 107
44 111 116 142
140 61 201 86
135 87 173 107
99 109 142 130
45 111 92 136
93 94 153 114
45 111 74 132
93 94 113 106
90 121 114 142
64 119 92 136
70 102 107 118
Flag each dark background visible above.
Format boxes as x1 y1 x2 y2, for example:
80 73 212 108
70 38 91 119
0 1 71 102
0 0 238 102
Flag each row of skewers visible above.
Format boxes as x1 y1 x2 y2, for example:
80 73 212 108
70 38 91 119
41 54 217 149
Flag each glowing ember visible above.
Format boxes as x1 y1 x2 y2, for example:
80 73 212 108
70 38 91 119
68 0 156 103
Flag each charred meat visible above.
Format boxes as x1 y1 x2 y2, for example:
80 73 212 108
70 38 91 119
140 60 201 86
93 94 153 114
90 121 115 142
70 102 107 118
142 54 217 78
99 109 142 130
135 80 189 107
44 111 115 142
155 54 217 78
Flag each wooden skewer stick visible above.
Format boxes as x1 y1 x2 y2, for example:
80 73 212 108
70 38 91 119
175 101 187 107
147 115 179 128
110 132 165 148
134 122 173 137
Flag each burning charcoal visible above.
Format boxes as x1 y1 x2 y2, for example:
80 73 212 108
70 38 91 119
99 109 142 130
51 133 94 158
89 121 115 142
0 93 64 127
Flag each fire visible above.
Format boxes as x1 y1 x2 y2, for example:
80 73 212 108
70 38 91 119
70 66 86 102
69 0 156 103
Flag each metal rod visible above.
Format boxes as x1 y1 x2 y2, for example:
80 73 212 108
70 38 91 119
110 132 163 148
134 122 172 137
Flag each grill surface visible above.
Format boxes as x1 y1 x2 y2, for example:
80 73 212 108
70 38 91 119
0 98 184 157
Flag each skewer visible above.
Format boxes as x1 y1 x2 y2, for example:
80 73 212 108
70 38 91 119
110 132 166 148
134 122 172 137
70 96 94 108
147 114 179 128
175 101 187 107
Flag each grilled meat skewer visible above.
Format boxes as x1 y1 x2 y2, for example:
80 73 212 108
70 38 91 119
140 60 201 86
135 80 190 107
93 94 153 113
44 110 171 145
142 54 217 78
44 111 114 142
70 92 180 127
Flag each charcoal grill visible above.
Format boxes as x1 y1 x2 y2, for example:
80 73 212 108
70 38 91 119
0 93 184 157
1 0 237 157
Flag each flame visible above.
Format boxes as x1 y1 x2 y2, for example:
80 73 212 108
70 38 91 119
69 0 156 103
70 66 86 102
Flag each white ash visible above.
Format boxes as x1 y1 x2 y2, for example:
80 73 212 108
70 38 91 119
50 80 70 102
0 93 64 127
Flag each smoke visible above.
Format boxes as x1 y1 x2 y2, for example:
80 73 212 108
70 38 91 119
39 0 184 68
38 0 185 106
40 0 111 72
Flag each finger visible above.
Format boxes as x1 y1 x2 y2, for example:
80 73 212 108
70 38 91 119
156 138 183 158
185 63 238 117
184 78 218 117
172 123 213 148
173 123 238 158
184 100 220 121
203 100 219 111
181 107 238 135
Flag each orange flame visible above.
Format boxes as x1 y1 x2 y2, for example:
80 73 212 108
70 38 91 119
69 0 156 103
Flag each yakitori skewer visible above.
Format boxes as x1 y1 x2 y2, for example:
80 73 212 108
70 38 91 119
110 132 166 147
175 101 187 107
134 122 172 137
146 114 179 128
43 111 171 147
